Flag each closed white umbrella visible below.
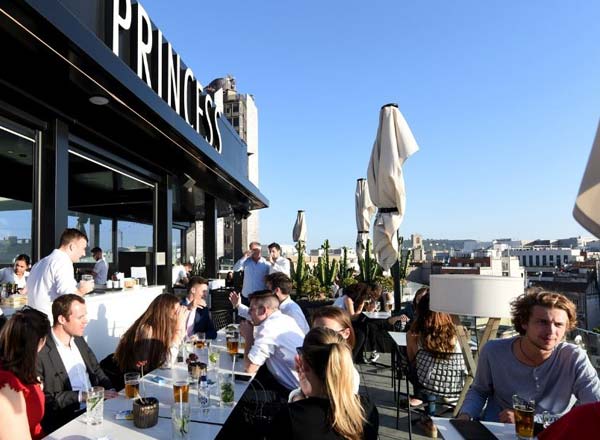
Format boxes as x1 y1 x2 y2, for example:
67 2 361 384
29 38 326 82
574 121 600 237
367 103 419 270
355 178 375 259
293 210 307 243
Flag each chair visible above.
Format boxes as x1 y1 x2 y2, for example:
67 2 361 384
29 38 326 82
396 349 466 439
211 309 233 331
209 288 234 312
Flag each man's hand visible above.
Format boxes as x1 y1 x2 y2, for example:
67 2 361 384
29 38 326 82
78 280 94 296
229 291 241 309
239 320 254 344
104 390 119 400
498 409 516 424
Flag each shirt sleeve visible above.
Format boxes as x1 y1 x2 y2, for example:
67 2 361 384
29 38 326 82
269 258 290 276
50 259 78 299
237 303 250 320
572 348 600 403
460 342 493 419
247 326 275 367
233 256 248 272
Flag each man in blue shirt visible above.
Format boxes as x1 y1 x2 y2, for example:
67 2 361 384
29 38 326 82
232 241 270 304
458 289 600 423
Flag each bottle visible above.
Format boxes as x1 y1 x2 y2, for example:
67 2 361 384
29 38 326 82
198 377 209 408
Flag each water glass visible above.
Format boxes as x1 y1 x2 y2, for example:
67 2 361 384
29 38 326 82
512 394 535 439
171 403 190 439
208 346 221 370
124 372 140 399
86 386 104 426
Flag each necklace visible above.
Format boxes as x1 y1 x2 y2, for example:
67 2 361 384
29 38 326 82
519 337 540 366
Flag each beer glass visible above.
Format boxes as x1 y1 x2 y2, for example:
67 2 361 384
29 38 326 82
173 380 189 403
124 372 140 398
512 394 535 439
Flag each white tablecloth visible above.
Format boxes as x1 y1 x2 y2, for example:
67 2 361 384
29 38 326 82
432 417 518 439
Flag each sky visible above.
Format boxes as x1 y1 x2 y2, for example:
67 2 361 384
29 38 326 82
139 0 600 250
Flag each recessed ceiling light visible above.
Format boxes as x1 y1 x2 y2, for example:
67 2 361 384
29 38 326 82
89 95 109 105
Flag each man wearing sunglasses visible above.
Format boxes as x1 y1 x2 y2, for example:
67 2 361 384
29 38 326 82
239 289 305 397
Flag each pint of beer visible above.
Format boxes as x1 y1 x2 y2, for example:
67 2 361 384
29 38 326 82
512 394 535 439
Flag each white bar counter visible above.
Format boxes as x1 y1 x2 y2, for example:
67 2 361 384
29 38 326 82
1 285 165 361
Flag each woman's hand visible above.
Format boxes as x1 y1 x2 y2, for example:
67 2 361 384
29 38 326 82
295 354 313 397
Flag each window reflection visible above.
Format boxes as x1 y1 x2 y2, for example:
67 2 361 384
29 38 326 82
0 116 34 263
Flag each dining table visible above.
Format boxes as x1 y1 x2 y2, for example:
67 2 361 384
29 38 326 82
432 416 519 439
43 327 255 439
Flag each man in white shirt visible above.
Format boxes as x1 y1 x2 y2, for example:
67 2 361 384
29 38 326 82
230 272 309 334
37 294 117 433
90 247 108 285
239 290 305 396
0 253 30 290
267 242 290 276
232 241 270 303
26 228 94 318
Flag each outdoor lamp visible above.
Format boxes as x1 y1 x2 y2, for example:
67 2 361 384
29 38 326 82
429 274 524 416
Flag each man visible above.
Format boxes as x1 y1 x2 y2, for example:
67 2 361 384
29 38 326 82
0 253 30 290
267 242 290 276
239 290 305 395
37 294 117 434
232 241 270 303
182 276 217 339
230 272 309 334
90 247 108 285
27 228 94 318
458 289 600 422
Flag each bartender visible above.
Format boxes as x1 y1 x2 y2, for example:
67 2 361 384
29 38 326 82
90 246 108 285
0 253 30 291
26 228 94 318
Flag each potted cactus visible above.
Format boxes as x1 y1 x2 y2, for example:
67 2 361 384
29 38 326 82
315 240 339 295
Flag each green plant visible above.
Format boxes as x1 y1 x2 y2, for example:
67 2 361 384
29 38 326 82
397 236 412 280
339 247 350 286
291 241 309 296
304 275 323 300
315 240 339 292
375 275 393 292
357 239 381 284
343 277 358 288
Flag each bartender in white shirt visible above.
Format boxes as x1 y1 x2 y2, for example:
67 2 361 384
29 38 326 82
26 228 94 319
267 242 290 276
0 253 30 291
89 247 108 285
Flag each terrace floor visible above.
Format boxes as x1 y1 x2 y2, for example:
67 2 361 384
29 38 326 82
357 352 448 440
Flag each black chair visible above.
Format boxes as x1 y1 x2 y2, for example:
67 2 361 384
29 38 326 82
209 288 234 312
211 309 234 331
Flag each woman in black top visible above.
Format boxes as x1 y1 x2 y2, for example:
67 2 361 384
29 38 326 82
269 327 379 440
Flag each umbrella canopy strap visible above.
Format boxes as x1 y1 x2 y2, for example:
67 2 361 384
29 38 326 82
378 207 398 214
358 230 369 233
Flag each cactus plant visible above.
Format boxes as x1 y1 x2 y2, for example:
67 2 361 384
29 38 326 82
315 240 339 292
291 241 309 296
357 239 381 284
339 247 350 286
397 236 412 281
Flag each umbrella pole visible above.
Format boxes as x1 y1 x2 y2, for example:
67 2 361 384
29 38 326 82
392 260 401 313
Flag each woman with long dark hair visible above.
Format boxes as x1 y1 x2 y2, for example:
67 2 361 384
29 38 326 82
114 293 186 378
406 292 461 437
270 327 379 440
0 307 51 439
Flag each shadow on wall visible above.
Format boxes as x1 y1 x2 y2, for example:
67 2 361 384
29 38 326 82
85 304 120 358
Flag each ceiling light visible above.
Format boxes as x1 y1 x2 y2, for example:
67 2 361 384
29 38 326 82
89 95 109 105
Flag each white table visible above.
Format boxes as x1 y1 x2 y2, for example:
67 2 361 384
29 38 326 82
432 417 518 439
44 357 255 438
388 331 407 347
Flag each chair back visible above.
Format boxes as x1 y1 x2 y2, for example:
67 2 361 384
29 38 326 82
415 349 465 397
211 309 234 331
209 288 234 312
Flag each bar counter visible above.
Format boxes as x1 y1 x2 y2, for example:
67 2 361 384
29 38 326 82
1 285 166 360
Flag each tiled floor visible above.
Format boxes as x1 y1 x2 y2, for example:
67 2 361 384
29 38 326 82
357 353 447 439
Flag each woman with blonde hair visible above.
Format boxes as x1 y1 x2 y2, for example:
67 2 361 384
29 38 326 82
269 327 379 440
113 293 186 384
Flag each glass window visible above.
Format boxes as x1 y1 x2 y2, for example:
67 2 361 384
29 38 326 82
172 228 182 264
535 255 540 266
542 255 547 266
118 221 153 251
529 255 533 266
68 213 114 262
0 116 34 263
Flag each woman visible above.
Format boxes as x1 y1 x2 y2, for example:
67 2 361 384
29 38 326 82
332 282 369 318
270 327 379 440
406 293 461 438
388 286 429 331
290 306 360 396
0 307 51 440
114 293 186 380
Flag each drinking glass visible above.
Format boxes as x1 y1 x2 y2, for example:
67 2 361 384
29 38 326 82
124 372 140 399
81 274 94 282
226 332 239 356
86 386 104 426
195 332 206 349
512 394 535 439
171 402 190 439
208 346 221 370
173 381 189 403
219 372 235 406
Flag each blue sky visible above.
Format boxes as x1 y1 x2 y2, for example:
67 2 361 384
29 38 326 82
141 0 600 249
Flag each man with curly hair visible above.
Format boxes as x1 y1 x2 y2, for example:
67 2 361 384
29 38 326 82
458 288 600 423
